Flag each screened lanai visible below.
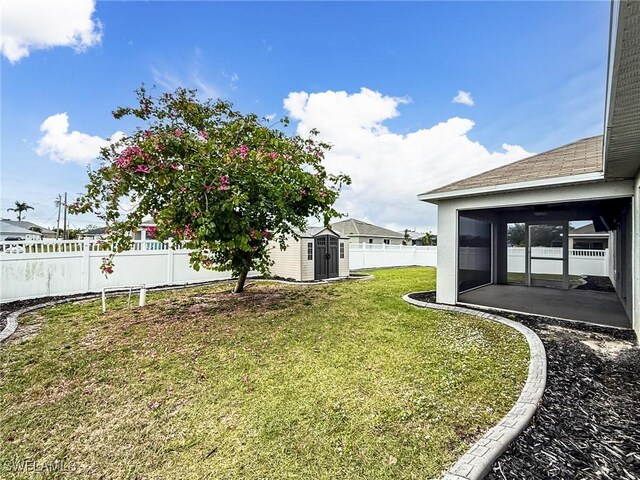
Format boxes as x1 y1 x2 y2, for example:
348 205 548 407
455 197 632 329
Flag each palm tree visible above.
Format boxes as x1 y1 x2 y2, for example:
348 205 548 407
7 201 34 221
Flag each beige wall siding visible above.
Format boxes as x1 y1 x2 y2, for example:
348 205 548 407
301 239 315 281
269 239 302 281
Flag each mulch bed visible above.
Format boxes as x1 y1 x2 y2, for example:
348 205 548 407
486 314 640 480
576 275 617 293
407 292 640 480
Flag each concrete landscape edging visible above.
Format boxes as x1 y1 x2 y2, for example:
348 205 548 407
402 292 547 480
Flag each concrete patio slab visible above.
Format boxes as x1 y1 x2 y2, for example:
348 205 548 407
458 284 631 329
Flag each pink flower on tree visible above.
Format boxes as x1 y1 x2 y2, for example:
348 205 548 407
218 175 230 191
269 151 278 159
134 165 150 174
262 230 271 239
238 145 249 158
179 186 188 193
146 226 157 238
299 188 307 196
205 185 214 193
198 130 208 140
174 128 184 138
229 148 236 157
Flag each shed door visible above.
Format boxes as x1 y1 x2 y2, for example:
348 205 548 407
315 236 339 280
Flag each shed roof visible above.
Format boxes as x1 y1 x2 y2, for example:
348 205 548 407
420 136 604 199
331 218 404 238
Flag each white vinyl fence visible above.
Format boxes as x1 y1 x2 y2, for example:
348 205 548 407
0 240 609 303
508 247 609 277
0 239 240 303
349 244 437 270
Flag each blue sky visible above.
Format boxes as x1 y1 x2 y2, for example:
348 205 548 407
1 1 610 233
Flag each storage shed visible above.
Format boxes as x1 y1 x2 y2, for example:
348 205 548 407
269 227 350 281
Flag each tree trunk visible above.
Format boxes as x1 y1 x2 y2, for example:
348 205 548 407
233 270 249 294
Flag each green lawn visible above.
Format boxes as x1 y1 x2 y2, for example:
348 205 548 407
0 268 528 479
507 271 583 287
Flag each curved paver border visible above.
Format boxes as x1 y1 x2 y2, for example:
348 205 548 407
402 292 547 480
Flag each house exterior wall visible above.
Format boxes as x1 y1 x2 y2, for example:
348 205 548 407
634 171 640 335
434 180 635 307
268 239 302 281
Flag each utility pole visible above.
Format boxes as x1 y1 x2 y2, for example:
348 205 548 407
55 194 62 240
63 192 68 240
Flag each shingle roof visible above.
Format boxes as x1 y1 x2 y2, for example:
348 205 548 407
1 220 55 235
0 221 41 236
569 224 608 236
570 224 596 235
331 219 404 238
422 135 604 196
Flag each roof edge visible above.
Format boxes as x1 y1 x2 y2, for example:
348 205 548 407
418 171 606 203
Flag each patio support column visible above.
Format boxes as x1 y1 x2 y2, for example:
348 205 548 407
562 220 569 289
495 220 508 284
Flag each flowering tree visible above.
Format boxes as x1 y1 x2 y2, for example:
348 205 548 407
71 87 350 293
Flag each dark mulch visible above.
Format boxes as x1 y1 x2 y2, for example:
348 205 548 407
576 275 617 293
407 292 640 480
408 291 436 303
488 314 640 480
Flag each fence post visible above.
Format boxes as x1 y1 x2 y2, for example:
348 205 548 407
603 248 609 277
82 237 91 292
167 239 174 285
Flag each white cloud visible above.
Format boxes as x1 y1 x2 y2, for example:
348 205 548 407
1 0 102 63
36 113 124 165
452 90 474 106
284 88 532 232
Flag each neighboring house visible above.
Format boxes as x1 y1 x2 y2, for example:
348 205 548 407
1 220 55 238
0 221 43 241
133 216 157 241
569 223 610 250
406 231 437 246
83 227 108 240
332 218 405 245
418 1 640 336
269 227 350 281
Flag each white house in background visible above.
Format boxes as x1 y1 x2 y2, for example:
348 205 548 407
569 223 610 250
1 220 55 239
331 218 405 245
419 1 640 336
269 227 350 281
0 221 43 241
